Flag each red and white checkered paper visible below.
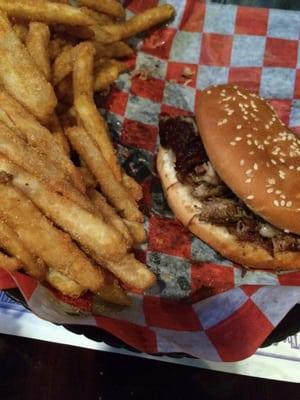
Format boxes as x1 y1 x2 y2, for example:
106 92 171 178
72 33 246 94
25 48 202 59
1 1 300 361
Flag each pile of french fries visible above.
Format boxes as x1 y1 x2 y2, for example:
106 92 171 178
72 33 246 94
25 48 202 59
0 0 175 305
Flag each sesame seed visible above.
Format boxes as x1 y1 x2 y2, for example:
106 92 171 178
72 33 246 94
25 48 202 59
267 188 274 193
297 167 300 171
246 134 252 138
247 140 252 145
268 178 276 185
280 200 286 206
264 140 270 145
253 163 258 170
244 111 249 115
279 170 286 179
249 151 255 155
235 136 242 141
230 141 236 146
240 159 245 166
245 178 251 183
265 124 270 129
289 165 295 170
243 116 248 120
286 201 292 207
271 159 277 165
217 121 223 126
207 90 211 94
274 200 279 207
253 127 258 131
236 124 242 130
280 194 286 199
246 195 254 200
279 158 285 163
246 169 253 175
275 190 282 195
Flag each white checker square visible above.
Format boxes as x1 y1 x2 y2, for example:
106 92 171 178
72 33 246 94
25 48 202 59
135 52 167 80
260 68 296 99
268 9 300 40
163 82 195 112
231 35 266 67
193 287 248 330
290 100 300 127
159 0 185 28
155 328 221 361
197 66 229 90
126 95 161 125
170 31 201 64
251 286 300 326
204 3 237 35
234 268 279 286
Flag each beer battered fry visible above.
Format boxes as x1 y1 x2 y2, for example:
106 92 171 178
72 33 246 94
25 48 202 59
0 182 104 292
0 157 128 262
46 268 85 297
0 1 95 26
93 41 133 59
80 7 114 25
13 23 28 43
88 188 133 247
0 218 47 280
92 4 175 44
94 59 127 92
72 42 95 101
26 22 51 81
52 44 74 86
47 112 70 156
121 173 143 202
123 219 147 245
65 126 144 222
0 11 57 122
78 0 125 20
0 251 23 272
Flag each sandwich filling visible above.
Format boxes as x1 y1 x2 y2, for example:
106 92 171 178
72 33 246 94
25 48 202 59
159 115 300 255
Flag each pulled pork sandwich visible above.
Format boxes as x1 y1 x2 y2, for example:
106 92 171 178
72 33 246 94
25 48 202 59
157 84 300 270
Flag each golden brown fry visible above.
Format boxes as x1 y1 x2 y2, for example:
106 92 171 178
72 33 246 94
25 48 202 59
46 268 85 298
52 44 74 86
66 126 143 222
78 0 125 20
0 11 57 123
0 218 47 280
0 90 83 191
93 41 133 59
88 188 133 247
121 173 143 202
26 22 51 81
94 59 127 92
0 1 95 26
0 157 128 263
47 113 70 156
0 121 92 211
123 219 147 245
97 270 131 306
0 251 23 272
72 42 95 100
80 7 114 25
79 160 97 188
13 23 28 43
102 254 156 291
92 4 175 44
49 38 66 61
0 181 104 292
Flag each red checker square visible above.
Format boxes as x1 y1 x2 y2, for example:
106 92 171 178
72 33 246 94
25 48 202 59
105 89 128 116
241 284 263 297
264 38 298 68
191 263 234 302
207 299 273 361
121 119 158 152
200 33 233 66
95 315 157 353
295 70 300 99
161 104 194 117
267 99 291 125
180 0 205 32
130 76 165 103
0 268 16 289
142 27 177 59
235 7 269 36
228 68 262 93
14 272 38 300
144 296 202 331
53 291 92 312
149 215 192 259
140 177 152 214
166 62 198 88
125 0 159 13
278 272 300 286
292 127 300 135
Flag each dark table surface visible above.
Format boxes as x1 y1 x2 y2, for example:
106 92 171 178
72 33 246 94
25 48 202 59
1 1 300 399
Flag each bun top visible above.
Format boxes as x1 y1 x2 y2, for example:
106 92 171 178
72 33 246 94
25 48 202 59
196 84 300 234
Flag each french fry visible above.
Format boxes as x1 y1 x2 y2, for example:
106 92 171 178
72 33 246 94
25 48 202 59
49 38 66 61
79 160 97 188
88 188 133 247
93 40 133 59
0 121 93 212
0 217 47 280
0 90 83 191
0 181 104 292
0 11 57 123
78 0 125 20
13 23 28 43
123 219 147 245
46 268 86 298
47 112 70 156
97 270 131 306
26 22 51 81
80 7 114 25
94 59 127 92
66 126 143 223
102 253 156 291
52 44 74 86
92 4 175 44
0 251 23 272
121 173 143 202
0 156 128 262
0 1 95 27
72 42 95 100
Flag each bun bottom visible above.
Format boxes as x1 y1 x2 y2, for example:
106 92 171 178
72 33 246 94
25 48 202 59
157 147 300 271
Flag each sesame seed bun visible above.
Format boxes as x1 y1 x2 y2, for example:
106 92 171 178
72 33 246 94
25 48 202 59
157 147 300 270
196 84 300 235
